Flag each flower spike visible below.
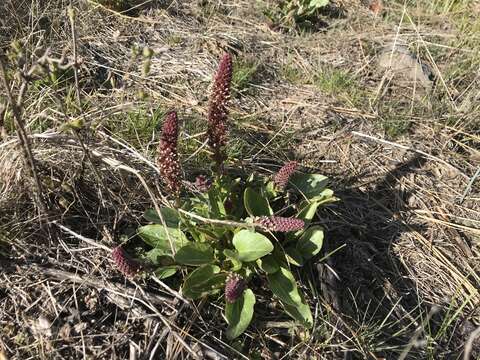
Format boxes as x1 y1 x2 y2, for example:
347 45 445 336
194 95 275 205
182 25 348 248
112 246 141 277
157 111 182 195
225 273 246 303
256 216 305 232
207 53 233 168
273 161 298 190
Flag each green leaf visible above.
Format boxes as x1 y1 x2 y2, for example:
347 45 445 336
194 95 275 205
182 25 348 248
297 200 320 221
145 248 175 266
290 173 329 199
267 267 302 306
285 247 304 266
224 249 239 259
182 265 227 300
283 299 313 328
310 188 336 204
183 221 203 242
224 249 243 271
233 229 274 262
225 289 256 340
154 266 178 279
144 208 180 227
138 224 190 256
264 181 277 199
243 187 272 217
256 254 280 274
208 187 226 217
174 243 215 266
196 226 225 241
267 268 313 327
189 197 210 218
297 226 324 259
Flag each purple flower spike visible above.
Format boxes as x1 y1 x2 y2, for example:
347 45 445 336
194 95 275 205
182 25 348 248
157 111 182 195
225 273 246 303
256 216 305 232
112 246 141 277
273 161 298 190
207 53 233 167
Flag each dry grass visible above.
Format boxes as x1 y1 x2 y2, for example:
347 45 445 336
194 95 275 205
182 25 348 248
0 0 479 358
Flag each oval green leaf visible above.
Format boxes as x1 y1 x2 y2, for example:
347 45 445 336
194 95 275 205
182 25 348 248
243 187 272 217
297 200 320 221
225 289 256 340
174 243 215 266
256 254 280 274
267 267 302 306
233 229 274 262
154 266 178 279
310 188 336 204
285 247 304 266
283 298 313 328
182 265 227 299
144 207 180 227
297 226 324 259
290 173 329 199
145 248 175 266
138 224 190 256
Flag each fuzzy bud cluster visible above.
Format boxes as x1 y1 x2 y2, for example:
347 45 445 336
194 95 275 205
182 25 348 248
194 175 211 192
207 53 233 166
157 111 182 195
225 273 246 303
112 246 141 277
273 161 297 190
256 216 305 232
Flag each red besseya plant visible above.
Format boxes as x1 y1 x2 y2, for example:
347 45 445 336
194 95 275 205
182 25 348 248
112 246 141 277
133 53 337 339
157 111 182 195
273 161 298 190
207 53 233 168
256 216 305 232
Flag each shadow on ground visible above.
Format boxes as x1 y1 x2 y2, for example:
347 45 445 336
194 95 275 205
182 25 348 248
316 154 471 359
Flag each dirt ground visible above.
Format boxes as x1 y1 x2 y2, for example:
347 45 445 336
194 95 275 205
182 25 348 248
0 0 479 359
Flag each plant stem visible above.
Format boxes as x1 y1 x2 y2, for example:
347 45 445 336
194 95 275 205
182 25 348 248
176 208 255 229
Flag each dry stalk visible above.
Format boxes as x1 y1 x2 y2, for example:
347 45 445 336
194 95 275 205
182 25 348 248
0 53 48 218
68 5 81 107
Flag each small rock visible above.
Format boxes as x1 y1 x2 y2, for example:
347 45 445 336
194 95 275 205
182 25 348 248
378 42 434 90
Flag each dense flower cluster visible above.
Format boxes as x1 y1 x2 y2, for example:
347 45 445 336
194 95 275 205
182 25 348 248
194 175 211 192
273 161 298 190
225 273 246 303
207 53 233 166
112 246 141 277
256 216 305 232
157 111 182 195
